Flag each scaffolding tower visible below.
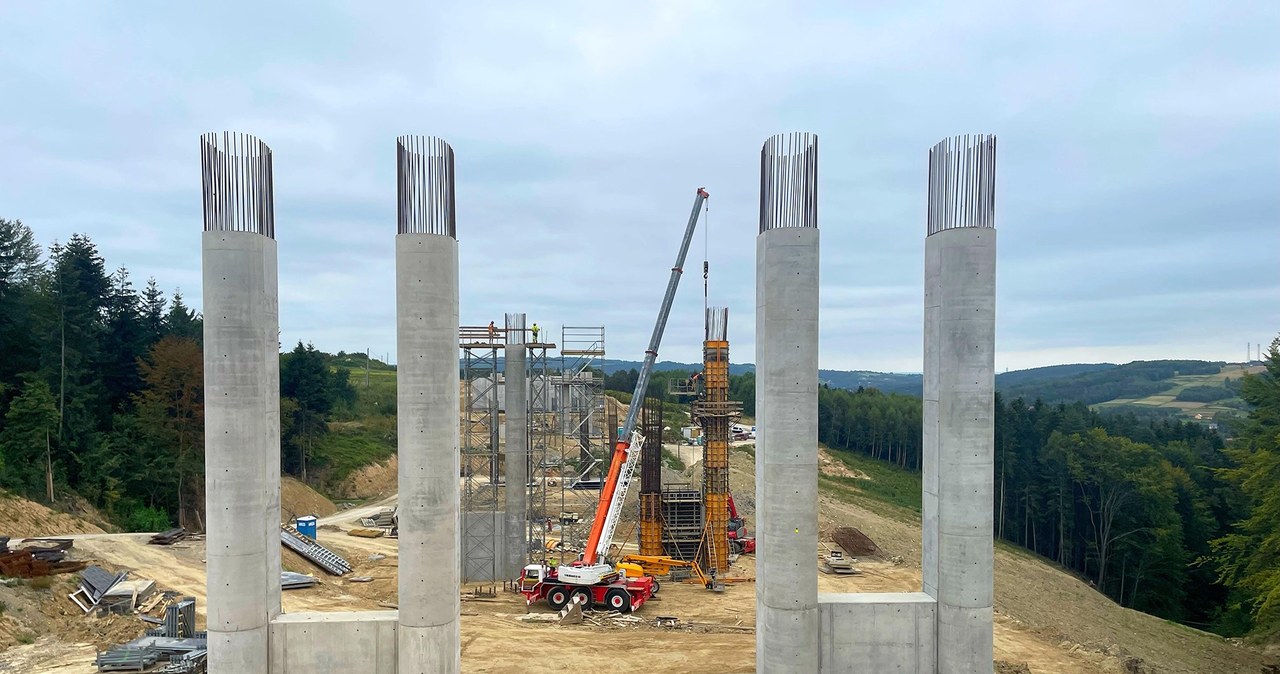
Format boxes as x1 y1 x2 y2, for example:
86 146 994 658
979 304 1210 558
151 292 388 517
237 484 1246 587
460 325 502 582
526 336 556 564
557 326 607 555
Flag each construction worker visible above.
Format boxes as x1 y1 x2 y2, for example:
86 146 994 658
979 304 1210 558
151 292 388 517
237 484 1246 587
531 322 540 342
487 320 496 341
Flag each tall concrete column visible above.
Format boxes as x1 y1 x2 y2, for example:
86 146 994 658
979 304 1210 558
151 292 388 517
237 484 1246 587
503 313 528 579
200 131 279 674
396 135 461 674
755 132 820 673
922 134 997 674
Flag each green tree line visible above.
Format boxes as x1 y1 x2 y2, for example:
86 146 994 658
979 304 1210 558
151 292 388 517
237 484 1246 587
0 219 356 531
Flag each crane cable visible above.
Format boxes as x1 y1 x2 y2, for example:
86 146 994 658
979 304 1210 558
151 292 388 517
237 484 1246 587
702 198 710 323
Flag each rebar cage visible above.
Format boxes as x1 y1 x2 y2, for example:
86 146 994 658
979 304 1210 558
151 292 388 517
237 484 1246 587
200 132 275 239
397 135 456 238
927 134 997 235
759 132 818 233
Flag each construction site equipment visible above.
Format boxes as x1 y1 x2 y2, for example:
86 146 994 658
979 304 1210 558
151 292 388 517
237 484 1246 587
822 550 860 575
518 563 656 613
280 523 352 576
520 188 708 610
579 187 709 570
727 495 755 554
621 554 724 592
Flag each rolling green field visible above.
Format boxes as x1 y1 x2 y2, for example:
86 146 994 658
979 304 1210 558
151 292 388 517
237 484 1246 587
1091 363 1261 420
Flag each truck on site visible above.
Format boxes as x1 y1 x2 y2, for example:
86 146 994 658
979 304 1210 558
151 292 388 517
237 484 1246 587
519 188 710 613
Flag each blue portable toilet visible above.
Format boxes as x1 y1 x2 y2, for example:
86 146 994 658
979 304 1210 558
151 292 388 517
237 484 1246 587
296 515 317 540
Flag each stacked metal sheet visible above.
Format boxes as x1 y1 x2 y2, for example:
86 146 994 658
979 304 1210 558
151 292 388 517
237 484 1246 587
95 646 160 671
280 524 351 575
97 598 208 672
359 508 396 527
0 539 85 578
69 566 129 612
281 571 318 590
148 528 189 545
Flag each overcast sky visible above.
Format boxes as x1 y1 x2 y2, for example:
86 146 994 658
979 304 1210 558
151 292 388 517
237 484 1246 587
2 2 1276 372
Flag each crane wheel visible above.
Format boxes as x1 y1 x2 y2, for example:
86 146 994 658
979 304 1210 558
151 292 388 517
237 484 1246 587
547 587 570 610
605 589 631 613
570 588 593 610
651 579 661 595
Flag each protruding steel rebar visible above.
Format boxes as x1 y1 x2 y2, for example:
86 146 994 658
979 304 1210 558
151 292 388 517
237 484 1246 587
397 135 457 238
505 312 526 346
759 132 818 233
706 306 728 342
927 134 997 235
200 132 275 239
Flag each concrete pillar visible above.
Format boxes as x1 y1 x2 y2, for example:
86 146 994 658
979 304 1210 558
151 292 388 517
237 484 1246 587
922 134 997 674
396 135 461 674
503 313 528 580
200 131 279 674
755 132 820 673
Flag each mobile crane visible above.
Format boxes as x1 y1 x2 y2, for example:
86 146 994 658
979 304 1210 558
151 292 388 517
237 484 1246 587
520 188 710 613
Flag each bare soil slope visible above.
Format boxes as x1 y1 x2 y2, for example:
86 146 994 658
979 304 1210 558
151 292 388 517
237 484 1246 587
0 491 107 537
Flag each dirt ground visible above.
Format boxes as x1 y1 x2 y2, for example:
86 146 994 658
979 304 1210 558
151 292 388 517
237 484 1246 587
1 449 1273 673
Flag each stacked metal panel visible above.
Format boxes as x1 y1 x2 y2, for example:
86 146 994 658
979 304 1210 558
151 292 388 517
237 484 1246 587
280 524 352 575
281 571 318 590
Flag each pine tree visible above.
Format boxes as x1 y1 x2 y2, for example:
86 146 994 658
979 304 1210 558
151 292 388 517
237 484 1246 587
0 376 59 500
1214 336 1280 630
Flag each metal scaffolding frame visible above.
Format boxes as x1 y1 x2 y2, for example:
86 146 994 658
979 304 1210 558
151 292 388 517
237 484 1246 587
556 326 607 555
460 325 502 582
526 339 555 565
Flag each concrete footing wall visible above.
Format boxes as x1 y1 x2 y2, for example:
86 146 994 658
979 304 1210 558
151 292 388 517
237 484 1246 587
818 593 937 673
269 612 397 673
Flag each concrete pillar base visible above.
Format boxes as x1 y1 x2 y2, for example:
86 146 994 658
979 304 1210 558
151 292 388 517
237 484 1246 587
818 593 937 673
399 624 460 674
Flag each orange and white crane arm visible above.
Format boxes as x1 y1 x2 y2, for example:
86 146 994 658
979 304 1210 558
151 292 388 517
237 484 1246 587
582 187 709 565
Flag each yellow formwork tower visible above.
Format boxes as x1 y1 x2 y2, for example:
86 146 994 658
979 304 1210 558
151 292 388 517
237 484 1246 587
695 308 741 574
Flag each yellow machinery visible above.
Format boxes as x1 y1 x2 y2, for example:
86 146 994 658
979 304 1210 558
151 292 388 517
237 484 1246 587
620 554 720 591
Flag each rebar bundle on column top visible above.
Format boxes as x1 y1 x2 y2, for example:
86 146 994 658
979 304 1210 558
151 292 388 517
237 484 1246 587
397 135 456 238
927 134 997 235
200 132 274 239
759 132 818 233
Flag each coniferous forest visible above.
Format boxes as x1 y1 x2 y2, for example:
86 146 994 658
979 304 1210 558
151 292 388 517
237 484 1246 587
2 217 1279 638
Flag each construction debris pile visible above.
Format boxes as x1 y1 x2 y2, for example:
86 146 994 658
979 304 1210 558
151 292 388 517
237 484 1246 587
358 508 395 529
0 536 86 578
148 528 191 546
95 598 207 673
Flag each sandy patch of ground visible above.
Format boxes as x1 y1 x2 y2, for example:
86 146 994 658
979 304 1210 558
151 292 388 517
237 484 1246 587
0 492 106 538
